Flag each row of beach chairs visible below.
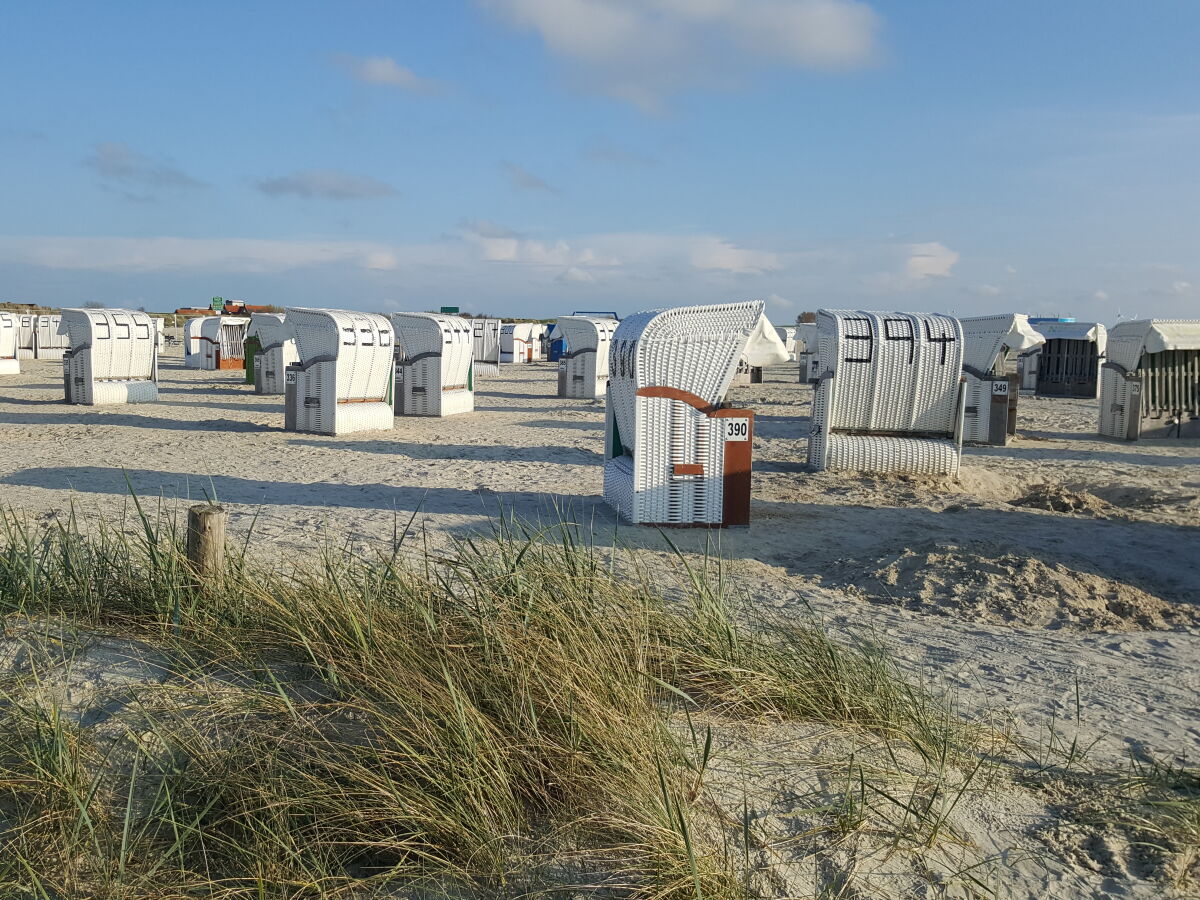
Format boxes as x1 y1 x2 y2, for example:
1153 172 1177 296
1 305 1196 529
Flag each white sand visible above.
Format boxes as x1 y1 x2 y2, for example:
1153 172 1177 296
2 348 1198 896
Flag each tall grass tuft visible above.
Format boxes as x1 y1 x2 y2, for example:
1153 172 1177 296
0 505 974 898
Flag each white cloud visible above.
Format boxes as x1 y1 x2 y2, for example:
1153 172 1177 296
556 266 596 284
905 242 958 280
1170 280 1193 295
256 169 397 200
0 236 433 273
689 237 781 274
1005 264 1017 275
334 55 444 93
1093 290 1109 302
459 220 618 268
481 0 882 109
503 161 558 193
974 284 1002 296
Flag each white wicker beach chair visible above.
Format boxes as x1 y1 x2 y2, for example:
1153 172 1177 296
183 317 208 368
58 309 159 405
391 312 475 416
0 312 19 375
808 310 965 476
16 314 36 360
795 322 819 383
245 313 298 395
500 323 538 363
603 301 762 527
1024 321 1107 398
1099 319 1200 440
472 318 502 375
958 314 1044 445
198 316 249 370
555 316 618 400
283 308 395 436
33 315 69 360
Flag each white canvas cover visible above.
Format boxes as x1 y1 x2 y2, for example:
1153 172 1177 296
58 308 159 405
603 301 761 525
959 314 1044 375
1104 319 1200 371
392 312 474 416
742 313 791 367
0 312 19 374
284 308 395 435
808 310 965 476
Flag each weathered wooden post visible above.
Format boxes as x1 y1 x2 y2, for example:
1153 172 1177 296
186 504 226 578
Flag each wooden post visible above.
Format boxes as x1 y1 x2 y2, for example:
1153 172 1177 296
187 504 226 578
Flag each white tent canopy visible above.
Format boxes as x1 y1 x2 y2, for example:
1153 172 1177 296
741 313 791 367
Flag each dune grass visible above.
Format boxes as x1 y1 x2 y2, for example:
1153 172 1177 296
0 501 1094 897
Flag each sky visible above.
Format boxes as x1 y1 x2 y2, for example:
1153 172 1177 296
1 0 1198 322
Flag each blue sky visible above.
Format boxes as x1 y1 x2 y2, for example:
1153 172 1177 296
1 0 1197 322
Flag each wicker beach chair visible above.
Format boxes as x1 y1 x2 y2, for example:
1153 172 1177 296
283 308 395 436
245 313 298 395
807 310 965 476
500 323 537 363
1099 319 1200 440
391 312 475 417
198 316 249 370
58 309 159 405
555 316 618 400
795 322 819 383
775 325 797 361
33 315 69 360
603 301 762 527
1024 321 1107 398
472 318 502 376
0 312 19 375
958 314 1044 445
183 317 208 368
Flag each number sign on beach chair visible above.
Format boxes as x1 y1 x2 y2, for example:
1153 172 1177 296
391 312 475 417
603 301 761 527
59 309 159 405
1100 319 1200 440
555 316 617 400
808 310 965 476
958 314 1044 446
284 308 395 436
245 313 298 395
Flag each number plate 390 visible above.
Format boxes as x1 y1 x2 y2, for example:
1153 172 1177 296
723 418 750 441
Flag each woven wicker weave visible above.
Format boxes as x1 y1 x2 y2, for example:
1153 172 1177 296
555 316 617 400
32 315 68 361
0 313 20 375
284 308 396 436
603 301 761 526
58 309 159 405
392 313 475 417
16 315 35 360
808 309 964 476
246 313 298 395
1099 319 1200 440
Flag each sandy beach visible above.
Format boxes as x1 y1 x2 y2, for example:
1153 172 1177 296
2 348 1198 896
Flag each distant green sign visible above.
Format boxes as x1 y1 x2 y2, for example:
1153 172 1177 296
440 306 460 314
211 297 224 311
